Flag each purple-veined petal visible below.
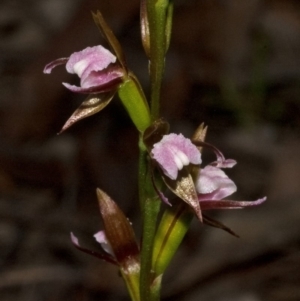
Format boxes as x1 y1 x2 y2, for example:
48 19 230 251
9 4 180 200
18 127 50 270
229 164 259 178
94 230 114 256
196 165 237 201
152 133 201 180
43 57 69 74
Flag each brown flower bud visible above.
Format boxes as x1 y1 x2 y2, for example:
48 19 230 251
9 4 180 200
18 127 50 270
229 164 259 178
96 188 140 272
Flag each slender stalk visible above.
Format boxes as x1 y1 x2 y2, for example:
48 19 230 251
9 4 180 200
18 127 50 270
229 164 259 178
138 138 161 301
147 0 169 119
139 1 172 299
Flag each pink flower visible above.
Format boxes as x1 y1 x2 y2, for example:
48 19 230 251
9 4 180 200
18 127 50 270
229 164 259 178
151 133 201 180
44 45 125 93
150 132 266 216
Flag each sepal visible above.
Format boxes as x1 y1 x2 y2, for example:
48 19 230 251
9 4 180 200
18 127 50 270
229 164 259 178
96 189 141 301
96 188 140 268
200 197 267 210
59 91 115 133
92 10 127 72
162 168 202 221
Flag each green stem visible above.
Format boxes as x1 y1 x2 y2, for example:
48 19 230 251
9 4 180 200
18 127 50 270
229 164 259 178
147 0 169 119
138 138 161 301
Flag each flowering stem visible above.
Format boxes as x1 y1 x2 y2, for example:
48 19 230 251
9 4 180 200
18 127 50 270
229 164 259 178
139 1 173 299
146 0 169 119
138 138 161 301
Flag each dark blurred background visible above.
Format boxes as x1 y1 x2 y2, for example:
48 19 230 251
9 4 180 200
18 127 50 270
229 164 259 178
1 0 300 300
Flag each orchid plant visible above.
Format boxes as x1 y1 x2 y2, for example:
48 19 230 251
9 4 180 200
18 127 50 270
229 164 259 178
44 3 266 301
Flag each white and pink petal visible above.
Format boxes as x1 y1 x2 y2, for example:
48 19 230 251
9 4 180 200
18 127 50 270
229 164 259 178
196 165 237 201
66 46 116 76
151 133 201 180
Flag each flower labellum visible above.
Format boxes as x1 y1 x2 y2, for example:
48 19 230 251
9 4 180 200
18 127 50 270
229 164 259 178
151 133 201 180
44 45 125 94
